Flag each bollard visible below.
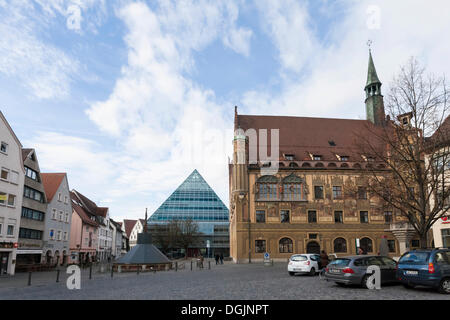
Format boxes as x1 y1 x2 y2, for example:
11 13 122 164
28 272 32 286
271 259 274 266
190 260 192 271
111 267 114 278
56 269 60 283
208 261 211 270
89 265 92 279
175 261 178 272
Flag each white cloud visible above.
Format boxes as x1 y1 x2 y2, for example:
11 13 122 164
0 0 106 99
243 0 450 122
255 0 319 73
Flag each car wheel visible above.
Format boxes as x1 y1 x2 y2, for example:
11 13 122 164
362 275 373 289
309 267 315 276
438 278 450 294
289 272 295 276
403 283 415 289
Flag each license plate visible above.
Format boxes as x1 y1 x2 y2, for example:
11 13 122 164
330 269 340 273
405 270 418 275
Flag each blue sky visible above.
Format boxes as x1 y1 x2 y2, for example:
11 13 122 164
1 0 450 221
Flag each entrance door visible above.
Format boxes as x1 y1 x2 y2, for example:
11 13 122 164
306 241 320 254
0 253 9 275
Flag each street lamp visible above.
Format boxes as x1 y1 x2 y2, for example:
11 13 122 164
239 192 251 264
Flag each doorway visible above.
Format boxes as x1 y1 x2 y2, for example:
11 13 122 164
306 241 320 254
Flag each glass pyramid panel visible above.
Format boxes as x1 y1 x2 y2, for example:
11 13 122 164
149 170 229 222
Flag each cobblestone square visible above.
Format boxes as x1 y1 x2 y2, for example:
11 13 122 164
0 261 449 300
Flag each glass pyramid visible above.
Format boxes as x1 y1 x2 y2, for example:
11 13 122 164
148 170 229 223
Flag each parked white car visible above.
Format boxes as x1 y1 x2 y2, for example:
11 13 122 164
288 254 321 276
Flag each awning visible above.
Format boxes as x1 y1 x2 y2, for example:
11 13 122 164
16 250 43 254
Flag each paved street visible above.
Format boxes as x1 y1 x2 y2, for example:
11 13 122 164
0 261 449 300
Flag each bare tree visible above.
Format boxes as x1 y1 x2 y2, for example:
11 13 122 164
176 219 202 256
355 57 450 248
151 219 202 256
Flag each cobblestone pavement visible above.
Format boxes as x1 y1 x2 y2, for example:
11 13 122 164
0 261 449 300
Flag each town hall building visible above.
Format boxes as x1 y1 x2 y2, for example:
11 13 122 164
229 51 415 263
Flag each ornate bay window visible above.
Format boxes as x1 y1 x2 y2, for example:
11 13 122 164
256 175 279 200
282 174 306 201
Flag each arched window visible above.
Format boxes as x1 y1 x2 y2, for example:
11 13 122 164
334 238 347 253
256 175 279 200
360 237 373 253
279 237 293 253
282 174 306 201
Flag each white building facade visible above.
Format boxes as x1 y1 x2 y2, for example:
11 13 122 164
0 112 25 275
129 219 144 249
41 173 73 266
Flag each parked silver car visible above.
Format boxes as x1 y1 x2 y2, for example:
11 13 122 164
324 255 398 288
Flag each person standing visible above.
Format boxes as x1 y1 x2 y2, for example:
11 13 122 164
219 253 224 265
320 250 329 270
215 254 219 265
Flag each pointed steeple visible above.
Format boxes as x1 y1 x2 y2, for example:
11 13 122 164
366 49 381 88
364 48 385 126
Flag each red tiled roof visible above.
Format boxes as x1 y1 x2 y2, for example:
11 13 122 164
22 148 33 161
428 115 450 149
71 189 108 218
72 202 99 227
41 173 66 202
236 114 384 162
123 219 137 238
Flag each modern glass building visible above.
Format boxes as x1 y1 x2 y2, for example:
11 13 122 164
148 170 229 257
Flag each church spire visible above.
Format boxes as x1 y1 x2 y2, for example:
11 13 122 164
364 47 385 126
366 49 381 88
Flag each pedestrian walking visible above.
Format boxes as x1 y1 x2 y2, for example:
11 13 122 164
219 253 224 265
320 250 329 270
215 254 219 265
199 254 204 269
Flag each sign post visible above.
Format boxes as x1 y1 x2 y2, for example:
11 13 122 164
263 252 271 266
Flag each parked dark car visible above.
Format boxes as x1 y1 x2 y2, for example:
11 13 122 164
397 248 450 294
324 255 398 288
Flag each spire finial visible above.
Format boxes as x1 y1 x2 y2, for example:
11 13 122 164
367 39 372 51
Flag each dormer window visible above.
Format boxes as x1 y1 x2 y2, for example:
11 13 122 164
313 155 322 161
339 156 349 161
284 154 295 161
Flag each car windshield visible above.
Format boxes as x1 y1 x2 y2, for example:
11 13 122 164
290 255 307 261
399 252 430 265
328 258 350 267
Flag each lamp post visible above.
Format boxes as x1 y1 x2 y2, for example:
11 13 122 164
239 192 251 263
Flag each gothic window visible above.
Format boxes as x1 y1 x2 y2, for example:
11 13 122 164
279 238 293 253
334 238 347 253
282 174 306 201
334 211 343 223
255 240 266 253
360 211 369 223
314 186 324 199
384 211 393 223
333 186 343 199
256 210 266 223
280 210 290 223
256 175 279 201
308 211 317 223
357 187 367 199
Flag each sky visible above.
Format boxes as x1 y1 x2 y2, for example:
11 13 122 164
1 0 450 222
